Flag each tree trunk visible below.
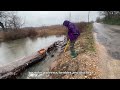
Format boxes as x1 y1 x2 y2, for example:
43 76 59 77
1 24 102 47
0 22 5 30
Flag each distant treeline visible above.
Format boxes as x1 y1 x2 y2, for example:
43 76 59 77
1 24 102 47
96 11 120 25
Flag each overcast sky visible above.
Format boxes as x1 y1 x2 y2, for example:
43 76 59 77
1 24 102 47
17 11 99 27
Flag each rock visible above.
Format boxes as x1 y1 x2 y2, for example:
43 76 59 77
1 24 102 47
51 55 54 57
84 76 87 78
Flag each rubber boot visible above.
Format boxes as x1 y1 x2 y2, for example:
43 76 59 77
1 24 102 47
71 51 78 59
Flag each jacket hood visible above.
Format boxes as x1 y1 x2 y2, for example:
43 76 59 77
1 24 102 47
63 20 70 27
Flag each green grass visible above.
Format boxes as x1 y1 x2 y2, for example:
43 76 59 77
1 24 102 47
103 18 120 25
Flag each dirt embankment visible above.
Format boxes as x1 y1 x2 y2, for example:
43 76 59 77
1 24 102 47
48 23 101 79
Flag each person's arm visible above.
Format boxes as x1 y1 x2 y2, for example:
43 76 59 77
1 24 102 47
69 24 80 36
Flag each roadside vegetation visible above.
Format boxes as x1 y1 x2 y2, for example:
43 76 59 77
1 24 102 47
96 11 120 25
48 22 100 79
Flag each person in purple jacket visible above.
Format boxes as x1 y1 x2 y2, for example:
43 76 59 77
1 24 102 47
63 20 80 58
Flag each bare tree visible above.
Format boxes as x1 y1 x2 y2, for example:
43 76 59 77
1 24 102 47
0 22 4 30
99 11 120 19
99 11 120 24
0 11 6 30
6 12 25 30
96 17 101 22
0 11 25 31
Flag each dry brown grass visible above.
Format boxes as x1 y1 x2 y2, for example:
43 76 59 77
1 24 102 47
36 25 67 37
75 22 88 33
48 23 101 79
0 22 87 42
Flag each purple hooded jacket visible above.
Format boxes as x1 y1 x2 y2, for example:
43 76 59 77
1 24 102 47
63 20 80 41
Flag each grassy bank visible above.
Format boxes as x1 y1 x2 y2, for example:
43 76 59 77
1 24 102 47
0 25 66 42
0 22 87 42
49 23 100 79
102 18 120 25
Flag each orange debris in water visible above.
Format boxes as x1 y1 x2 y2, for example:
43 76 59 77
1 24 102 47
38 49 46 55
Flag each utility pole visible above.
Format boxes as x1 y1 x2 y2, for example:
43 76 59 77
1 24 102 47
88 11 90 23
69 11 71 21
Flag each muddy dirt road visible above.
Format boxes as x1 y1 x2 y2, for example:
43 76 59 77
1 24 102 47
93 23 120 79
